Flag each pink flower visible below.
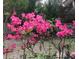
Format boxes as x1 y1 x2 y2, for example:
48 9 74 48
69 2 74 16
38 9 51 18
7 34 16 39
23 21 34 32
55 20 62 27
11 27 18 32
11 16 21 25
56 20 74 38
36 21 51 34
59 24 67 30
25 12 35 20
7 34 21 40
36 15 43 21
21 13 25 17
7 23 18 32
56 29 73 38
56 31 66 37
65 29 73 35
7 23 14 29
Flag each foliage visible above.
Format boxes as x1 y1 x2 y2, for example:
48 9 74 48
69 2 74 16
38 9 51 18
4 0 75 23
42 0 60 20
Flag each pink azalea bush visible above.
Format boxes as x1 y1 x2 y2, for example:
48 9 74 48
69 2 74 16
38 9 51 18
4 12 53 59
5 12 52 46
55 19 75 59
5 13 75 45
4 12 75 59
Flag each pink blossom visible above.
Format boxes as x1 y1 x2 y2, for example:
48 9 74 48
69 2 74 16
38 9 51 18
56 19 74 38
23 21 34 32
21 13 25 17
59 24 67 30
56 28 73 38
7 34 16 39
25 12 35 20
56 28 73 37
17 26 24 32
56 31 66 37
7 23 18 32
7 34 21 40
36 15 43 21
11 27 18 32
7 23 14 29
15 34 22 40
36 24 46 33
55 20 62 27
11 16 21 25
64 29 73 35
36 21 51 34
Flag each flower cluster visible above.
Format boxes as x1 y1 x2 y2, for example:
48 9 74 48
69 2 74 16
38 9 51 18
55 20 74 38
6 12 52 45
4 12 75 58
22 13 51 34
